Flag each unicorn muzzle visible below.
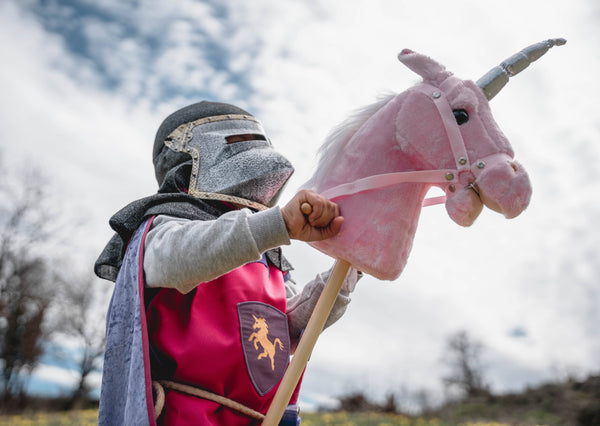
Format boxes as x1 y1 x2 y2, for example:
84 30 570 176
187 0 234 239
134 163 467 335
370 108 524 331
471 156 532 218
445 154 531 226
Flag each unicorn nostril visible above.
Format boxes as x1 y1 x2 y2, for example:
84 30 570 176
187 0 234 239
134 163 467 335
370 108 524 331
510 162 518 173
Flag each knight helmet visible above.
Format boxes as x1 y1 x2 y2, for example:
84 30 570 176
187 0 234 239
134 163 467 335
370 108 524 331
152 101 294 208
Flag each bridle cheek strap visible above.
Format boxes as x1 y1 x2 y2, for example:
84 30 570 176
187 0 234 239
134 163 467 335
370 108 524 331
320 79 470 207
433 78 471 173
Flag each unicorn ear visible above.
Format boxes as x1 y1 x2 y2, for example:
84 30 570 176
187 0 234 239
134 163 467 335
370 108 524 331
398 49 450 82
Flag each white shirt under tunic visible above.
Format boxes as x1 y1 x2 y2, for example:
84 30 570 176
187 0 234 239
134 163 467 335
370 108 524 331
142 206 360 340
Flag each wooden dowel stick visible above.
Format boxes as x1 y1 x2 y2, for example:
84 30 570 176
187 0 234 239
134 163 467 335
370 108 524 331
301 202 313 215
263 258 352 425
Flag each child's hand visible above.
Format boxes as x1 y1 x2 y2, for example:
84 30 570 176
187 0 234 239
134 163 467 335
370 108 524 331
281 190 344 242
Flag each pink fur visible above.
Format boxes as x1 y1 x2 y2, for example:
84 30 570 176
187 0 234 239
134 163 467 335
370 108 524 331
446 187 483 226
304 50 532 280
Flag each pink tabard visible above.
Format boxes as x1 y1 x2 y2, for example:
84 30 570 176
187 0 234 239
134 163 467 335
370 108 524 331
146 257 299 425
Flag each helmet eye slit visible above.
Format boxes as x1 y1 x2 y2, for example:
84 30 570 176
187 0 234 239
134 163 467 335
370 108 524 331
226 134 267 144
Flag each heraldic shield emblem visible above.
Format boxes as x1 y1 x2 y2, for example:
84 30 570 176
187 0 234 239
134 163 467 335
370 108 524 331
238 302 290 396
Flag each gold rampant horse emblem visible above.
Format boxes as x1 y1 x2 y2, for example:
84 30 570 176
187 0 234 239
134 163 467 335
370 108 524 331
248 314 284 370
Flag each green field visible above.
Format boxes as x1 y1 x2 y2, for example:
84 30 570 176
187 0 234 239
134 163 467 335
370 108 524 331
0 410 98 426
300 411 512 425
0 410 539 426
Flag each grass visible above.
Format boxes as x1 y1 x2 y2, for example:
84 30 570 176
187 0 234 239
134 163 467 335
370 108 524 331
301 411 537 425
0 409 98 425
301 411 434 425
0 410 543 426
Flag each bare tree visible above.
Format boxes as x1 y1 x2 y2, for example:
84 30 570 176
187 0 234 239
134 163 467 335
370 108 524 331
51 272 111 409
414 388 434 415
0 152 107 409
441 330 490 399
0 161 57 402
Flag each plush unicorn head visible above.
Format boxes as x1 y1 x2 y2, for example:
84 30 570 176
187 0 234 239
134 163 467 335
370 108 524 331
304 39 565 280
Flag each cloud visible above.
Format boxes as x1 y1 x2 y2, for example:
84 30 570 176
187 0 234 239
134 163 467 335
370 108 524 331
1 0 599 410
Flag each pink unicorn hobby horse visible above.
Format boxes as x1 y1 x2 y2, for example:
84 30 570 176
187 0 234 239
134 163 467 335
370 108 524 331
304 38 566 280
264 39 566 425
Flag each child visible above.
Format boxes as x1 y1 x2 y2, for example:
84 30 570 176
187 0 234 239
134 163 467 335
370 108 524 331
95 101 360 425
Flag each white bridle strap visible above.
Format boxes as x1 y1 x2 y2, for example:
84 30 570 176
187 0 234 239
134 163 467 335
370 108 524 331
320 80 470 207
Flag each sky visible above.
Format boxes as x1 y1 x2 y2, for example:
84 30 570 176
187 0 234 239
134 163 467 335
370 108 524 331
1 0 599 412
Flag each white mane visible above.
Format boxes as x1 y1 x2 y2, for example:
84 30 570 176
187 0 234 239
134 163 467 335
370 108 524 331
305 93 396 189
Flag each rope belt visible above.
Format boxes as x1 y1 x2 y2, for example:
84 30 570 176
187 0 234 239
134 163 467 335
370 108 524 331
152 380 265 421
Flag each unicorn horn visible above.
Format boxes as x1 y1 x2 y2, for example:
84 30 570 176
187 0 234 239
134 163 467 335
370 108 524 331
477 38 566 100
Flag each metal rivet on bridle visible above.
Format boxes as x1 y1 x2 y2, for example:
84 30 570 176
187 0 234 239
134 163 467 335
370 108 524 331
477 161 486 169
432 91 441 99
445 172 454 181
448 184 456 192
458 157 467 165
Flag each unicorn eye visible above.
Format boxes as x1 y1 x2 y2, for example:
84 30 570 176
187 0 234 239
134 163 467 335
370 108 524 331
453 109 469 125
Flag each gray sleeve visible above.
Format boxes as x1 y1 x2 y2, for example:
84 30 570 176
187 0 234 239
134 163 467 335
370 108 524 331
143 208 290 293
286 268 361 345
